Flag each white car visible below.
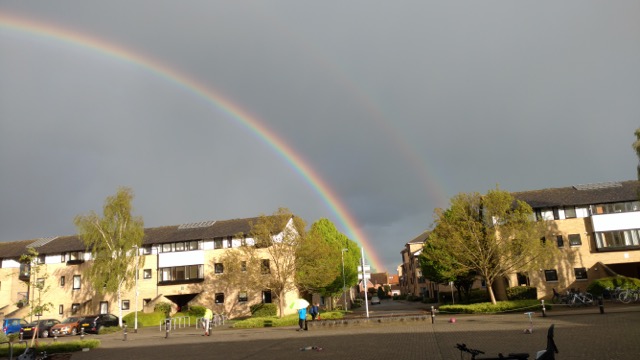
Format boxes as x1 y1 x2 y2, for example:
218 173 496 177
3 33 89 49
370 295 381 305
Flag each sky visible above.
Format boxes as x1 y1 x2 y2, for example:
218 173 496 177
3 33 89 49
1 1 639 273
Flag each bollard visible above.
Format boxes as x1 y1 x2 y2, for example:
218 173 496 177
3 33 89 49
165 318 170 339
80 327 85 340
54 334 58 342
541 300 546 317
123 324 127 341
598 297 605 314
430 306 436 324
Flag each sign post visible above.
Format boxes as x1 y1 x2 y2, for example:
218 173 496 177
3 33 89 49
359 247 370 318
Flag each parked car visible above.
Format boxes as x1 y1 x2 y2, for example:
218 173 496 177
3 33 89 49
51 316 84 336
2 318 28 335
370 295 381 305
79 314 119 334
20 319 61 338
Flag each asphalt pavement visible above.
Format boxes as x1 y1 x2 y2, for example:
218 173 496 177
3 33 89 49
5 301 640 360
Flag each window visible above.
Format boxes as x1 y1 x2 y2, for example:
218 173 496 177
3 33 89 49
214 263 224 274
161 243 172 253
71 303 80 314
36 255 45 264
596 229 640 250
564 207 576 219
175 242 185 251
575 267 588 280
73 275 81 290
556 235 564 248
188 241 200 251
59 305 64 315
142 246 152 255
100 301 108 314
568 234 582 246
215 293 225 304
158 265 204 283
544 270 558 282
122 300 130 310
214 238 223 249
143 269 152 279
238 291 248 302
60 276 65 287
261 260 270 274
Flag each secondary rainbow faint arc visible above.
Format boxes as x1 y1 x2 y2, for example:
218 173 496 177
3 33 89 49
0 14 386 271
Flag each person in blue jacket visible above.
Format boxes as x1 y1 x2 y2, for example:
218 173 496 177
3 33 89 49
297 307 307 331
309 303 319 321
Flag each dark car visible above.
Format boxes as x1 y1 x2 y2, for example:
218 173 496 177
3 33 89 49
20 318 61 338
79 314 119 334
50 316 84 336
2 318 28 335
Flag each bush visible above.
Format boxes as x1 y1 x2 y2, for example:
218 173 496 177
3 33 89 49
123 311 168 327
250 303 277 317
186 305 206 317
587 276 640 297
154 302 172 317
232 311 344 329
439 299 543 314
507 286 537 300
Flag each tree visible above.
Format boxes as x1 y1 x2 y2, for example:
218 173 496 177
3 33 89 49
249 208 302 317
424 187 556 304
633 127 640 180
211 236 267 316
419 240 476 302
74 187 144 326
19 247 53 327
295 218 360 309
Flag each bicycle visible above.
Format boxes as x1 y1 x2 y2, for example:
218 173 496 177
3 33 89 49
618 288 639 303
567 291 594 307
455 324 558 360
551 288 569 305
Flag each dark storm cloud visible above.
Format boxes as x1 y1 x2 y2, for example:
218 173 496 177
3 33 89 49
1 1 639 272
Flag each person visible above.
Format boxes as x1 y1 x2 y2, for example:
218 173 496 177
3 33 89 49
203 307 213 336
309 303 319 321
297 306 307 331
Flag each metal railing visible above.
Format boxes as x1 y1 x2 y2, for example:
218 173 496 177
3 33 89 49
159 316 190 331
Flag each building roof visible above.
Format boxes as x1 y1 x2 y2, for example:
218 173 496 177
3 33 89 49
407 230 429 245
513 180 640 208
0 239 36 258
0 215 289 257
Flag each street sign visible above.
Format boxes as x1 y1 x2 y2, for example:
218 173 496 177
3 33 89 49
358 273 371 280
357 265 370 272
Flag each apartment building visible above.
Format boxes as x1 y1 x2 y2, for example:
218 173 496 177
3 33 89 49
401 180 640 301
512 180 640 298
0 216 300 321
399 231 431 298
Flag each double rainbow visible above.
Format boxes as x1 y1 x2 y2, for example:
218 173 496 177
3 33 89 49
0 13 387 271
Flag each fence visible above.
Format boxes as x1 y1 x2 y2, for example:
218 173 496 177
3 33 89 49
159 316 190 331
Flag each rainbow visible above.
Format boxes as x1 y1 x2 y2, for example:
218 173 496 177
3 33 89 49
0 13 387 271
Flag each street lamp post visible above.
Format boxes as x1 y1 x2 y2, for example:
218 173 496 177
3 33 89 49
341 248 348 311
133 245 139 333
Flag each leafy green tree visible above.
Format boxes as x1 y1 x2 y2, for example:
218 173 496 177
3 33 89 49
296 218 359 309
74 187 144 326
424 187 556 304
419 239 476 302
633 127 640 180
19 247 53 326
249 208 303 317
